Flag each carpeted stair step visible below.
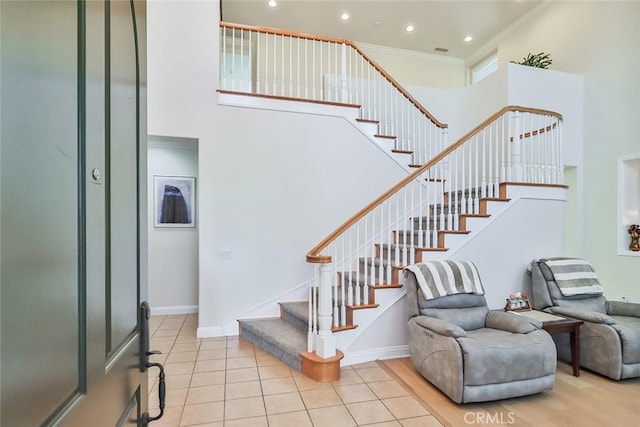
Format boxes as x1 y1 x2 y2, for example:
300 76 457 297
393 229 438 247
238 318 306 372
375 243 425 263
280 301 310 333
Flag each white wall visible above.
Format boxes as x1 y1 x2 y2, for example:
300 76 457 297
359 42 466 89
494 1 640 302
148 137 199 314
148 0 411 335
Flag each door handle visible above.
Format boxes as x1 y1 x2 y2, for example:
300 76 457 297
140 301 166 425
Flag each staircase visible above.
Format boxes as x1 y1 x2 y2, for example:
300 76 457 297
223 21 565 381
238 183 515 378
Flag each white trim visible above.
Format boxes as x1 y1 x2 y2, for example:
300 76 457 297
341 345 410 367
358 42 465 66
197 325 224 338
151 305 198 316
617 154 640 257
148 135 199 150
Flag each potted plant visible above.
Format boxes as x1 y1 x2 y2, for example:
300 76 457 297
511 52 552 69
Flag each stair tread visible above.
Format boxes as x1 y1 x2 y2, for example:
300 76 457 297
239 318 307 371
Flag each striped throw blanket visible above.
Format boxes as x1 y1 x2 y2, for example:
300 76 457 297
405 260 484 300
540 258 603 296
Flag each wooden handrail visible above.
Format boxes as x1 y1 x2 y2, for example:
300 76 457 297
306 105 563 263
220 21 447 128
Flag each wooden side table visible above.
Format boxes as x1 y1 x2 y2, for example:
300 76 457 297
510 310 584 377
540 317 584 377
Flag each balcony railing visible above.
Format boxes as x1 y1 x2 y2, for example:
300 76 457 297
220 22 447 166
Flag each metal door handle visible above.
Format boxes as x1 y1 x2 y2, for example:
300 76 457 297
140 302 166 425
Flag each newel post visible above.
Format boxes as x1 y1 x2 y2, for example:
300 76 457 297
511 110 523 181
315 262 337 358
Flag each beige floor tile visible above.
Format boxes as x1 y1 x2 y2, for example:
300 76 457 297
166 351 198 364
333 383 378 404
226 356 257 370
267 410 313 427
200 339 227 350
352 361 380 370
255 352 283 367
260 377 298 395
258 364 293 380
224 396 266 420
367 380 410 399
331 368 364 386
300 388 343 409
227 346 256 358
224 416 268 427
190 370 225 387
382 396 430 419
356 367 393 383
226 367 260 383
364 421 402 426
164 361 195 376
197 349 226 360
154 329 180 337
175 334 198 344
150 335 177 345
185 384 225 404
307 405 357 427
164 374 192 390
179 401 224 426
294 374 333 391
172 342 200 353
346 400 395 425
263 391 305 415
150 406 183 427
225 380 263 400
194 358 226 373
400 415 444 427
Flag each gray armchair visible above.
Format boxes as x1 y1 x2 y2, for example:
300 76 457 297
405 260 556 404
531 257 640 380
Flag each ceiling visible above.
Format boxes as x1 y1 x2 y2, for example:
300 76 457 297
221 0 545 62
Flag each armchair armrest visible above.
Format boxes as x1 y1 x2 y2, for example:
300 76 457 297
486 311 541 334
413 315 467 338
606 301 640 318
546 306 617 324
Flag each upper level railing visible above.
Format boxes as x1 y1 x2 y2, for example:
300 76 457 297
304 106 563 357
220 22 447 165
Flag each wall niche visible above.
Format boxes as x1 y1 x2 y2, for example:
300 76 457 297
618 155 640 256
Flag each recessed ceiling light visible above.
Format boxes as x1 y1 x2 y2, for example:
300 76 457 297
405 24 415 32
267 0 277 8
464 35 473 42
340 12 350 21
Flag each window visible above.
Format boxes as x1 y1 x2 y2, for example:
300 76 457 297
471 54 498 84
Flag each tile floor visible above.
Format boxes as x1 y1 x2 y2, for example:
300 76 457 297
148 314 443 427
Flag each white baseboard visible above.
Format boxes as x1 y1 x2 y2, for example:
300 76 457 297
197 325 224 338
340 345 410 366
151 305 198 316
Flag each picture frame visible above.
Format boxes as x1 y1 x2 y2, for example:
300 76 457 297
153 175 196 228
504 297 532 312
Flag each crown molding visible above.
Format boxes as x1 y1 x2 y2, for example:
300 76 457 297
466 0 558 67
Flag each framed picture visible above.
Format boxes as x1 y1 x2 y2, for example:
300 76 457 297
504 297 532 312
154 175 196 228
